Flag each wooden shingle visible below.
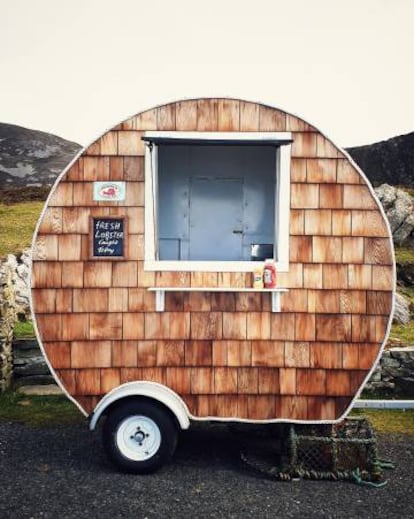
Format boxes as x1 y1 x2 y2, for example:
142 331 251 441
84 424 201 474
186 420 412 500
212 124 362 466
214 367 238 393
238 367 259 394
112 341 138 367
343 185 377 209
297 368 326 396
73 288 108 312
184 340 213 366
166 367 191 394
259 105 286 131
247 312 271 340
43 342 71 369
319 184 343 208
218 99 240 131
191 367 214 394
190 312 222 340
291 183 319 209
239 101 259 131
156 341 185 366
71 341 111 368
280 396 307 420
89 313 122 340
313 237 342 263
157 104 176 130
310 343 342 369
76 369 101 395
175 101 198 131
222 312 246 340
101 369 121 393
32 262 62 288
61 314 88 341
291 133 317 157
121 312 145 340
285 342 310 368
251 340 284 367
197 99 218 131
279 368 296 394
316 314 351 342
258 368 280 394
304 210 332 235
307 159 336 183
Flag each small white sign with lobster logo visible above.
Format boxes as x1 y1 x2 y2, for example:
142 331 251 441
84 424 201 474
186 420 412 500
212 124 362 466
93 181 126 201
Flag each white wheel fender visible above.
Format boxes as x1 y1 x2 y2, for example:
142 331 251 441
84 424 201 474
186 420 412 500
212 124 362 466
89 381 191 431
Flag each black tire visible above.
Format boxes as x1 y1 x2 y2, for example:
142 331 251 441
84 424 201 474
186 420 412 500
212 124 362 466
102 399 178 474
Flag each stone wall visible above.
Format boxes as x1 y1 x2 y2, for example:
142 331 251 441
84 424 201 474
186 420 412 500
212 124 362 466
13 338 55 388
0 256 18 392
365 347 414 397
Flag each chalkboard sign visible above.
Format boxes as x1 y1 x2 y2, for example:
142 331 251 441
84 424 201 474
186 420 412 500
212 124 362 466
91 217 126 258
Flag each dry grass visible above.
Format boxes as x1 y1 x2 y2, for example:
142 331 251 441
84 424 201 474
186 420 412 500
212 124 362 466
0 201 43 258
351 409 414 435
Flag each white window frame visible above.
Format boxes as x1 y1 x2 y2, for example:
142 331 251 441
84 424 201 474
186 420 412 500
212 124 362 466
144 131 291 272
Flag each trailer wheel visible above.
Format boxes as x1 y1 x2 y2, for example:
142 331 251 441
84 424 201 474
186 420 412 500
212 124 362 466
102 400 178 474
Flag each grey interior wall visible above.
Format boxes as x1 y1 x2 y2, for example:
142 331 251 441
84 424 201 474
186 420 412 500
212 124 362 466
157 144 276 261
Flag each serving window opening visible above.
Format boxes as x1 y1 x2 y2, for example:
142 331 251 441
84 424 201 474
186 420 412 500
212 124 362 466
144 132 291 272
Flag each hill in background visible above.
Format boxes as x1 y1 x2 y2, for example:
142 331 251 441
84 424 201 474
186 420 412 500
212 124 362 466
0 122 414 204
347 131 414 188
0 123 80 203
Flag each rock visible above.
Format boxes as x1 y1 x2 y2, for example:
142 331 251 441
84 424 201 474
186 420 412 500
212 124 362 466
369 370 382 382
13 337 51 380
397 263 414 285
395 212 414 245
393 292 411 324
380 356 401 368
0 249 31 319
374 184 414 247
13 374 56 387
396 377 414 397
14 249 31 318
13 355 49 376
375 183 397 211
382 366 404 380
389 346 414 360
17 384 62 396
0 256 18 392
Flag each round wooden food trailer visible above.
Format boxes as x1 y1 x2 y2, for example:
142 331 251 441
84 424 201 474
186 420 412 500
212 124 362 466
30 98 394 473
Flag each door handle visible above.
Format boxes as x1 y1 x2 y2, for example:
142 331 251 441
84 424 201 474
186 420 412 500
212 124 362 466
232 230 243 234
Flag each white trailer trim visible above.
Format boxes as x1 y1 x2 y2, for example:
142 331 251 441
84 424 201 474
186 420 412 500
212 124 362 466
354 399 414 409
89 381 191 430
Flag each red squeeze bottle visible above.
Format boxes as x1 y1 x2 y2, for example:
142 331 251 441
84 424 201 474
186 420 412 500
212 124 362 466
263 259 277 288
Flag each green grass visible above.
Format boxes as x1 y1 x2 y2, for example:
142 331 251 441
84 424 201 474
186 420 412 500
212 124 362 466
351 409 414 435
395 247 414 264
0 391 84 427
0 391 412 434
0 201 44 258
13 320 35 338
398 285 414 303
389 321 414 344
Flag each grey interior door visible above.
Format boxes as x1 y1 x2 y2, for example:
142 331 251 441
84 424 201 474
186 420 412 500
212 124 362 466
189 177 243 261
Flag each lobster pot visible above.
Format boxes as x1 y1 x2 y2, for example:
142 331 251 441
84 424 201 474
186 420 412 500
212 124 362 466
286 417 381 478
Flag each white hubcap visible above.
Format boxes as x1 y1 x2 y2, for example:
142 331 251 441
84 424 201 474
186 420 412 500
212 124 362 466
116 415 161 461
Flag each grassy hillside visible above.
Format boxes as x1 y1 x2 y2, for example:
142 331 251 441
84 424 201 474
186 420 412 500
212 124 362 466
0 201 44 258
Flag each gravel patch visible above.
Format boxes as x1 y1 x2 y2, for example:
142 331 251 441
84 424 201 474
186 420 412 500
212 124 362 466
0 421 412 518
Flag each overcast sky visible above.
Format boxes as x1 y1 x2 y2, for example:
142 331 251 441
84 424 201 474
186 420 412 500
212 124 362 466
1 0 413 147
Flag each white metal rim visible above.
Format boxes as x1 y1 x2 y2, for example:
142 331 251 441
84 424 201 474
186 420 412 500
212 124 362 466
116 415 161 461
